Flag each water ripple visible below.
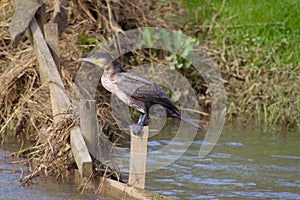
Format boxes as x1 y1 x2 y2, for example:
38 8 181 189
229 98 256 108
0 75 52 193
271 155 300 160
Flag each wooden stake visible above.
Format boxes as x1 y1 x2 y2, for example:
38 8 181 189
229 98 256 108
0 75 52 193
29 17 92 177
128 126 149 189
44 23 60 74
29 18 69 121
35 3 46 35
80 100 97 158
70 126 93 177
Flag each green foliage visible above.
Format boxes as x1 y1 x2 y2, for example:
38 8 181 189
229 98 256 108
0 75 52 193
181 0 300 68
179 0 300 130
77 33 96 45
141 28 155 47
137 28 199 69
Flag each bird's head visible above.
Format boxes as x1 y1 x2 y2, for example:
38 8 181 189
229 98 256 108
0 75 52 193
80 52 114 71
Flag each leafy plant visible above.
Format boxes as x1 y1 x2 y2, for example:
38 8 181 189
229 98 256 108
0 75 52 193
137 28 199 70
77 33 96 45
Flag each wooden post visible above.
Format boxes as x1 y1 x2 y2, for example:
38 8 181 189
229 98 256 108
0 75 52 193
35 3 46 35
29 17 92 177
70 126 93 177
128 126 149 189
44 23 60 74
29 18 69 121
80 100 97 158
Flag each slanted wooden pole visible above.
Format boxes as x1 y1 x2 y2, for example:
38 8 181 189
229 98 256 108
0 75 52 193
44 23 60 74
128 126 149 189
35 3 46 36
29 18 69 121
29 17 92 177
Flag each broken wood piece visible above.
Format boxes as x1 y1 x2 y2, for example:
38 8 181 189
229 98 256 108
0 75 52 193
73 171 172 200
98 177 171 200
70 126 93 177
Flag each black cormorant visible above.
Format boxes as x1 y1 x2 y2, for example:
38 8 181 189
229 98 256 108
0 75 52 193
80 53 204 135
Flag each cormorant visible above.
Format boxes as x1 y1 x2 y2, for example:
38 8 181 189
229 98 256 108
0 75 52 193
80 53 204 135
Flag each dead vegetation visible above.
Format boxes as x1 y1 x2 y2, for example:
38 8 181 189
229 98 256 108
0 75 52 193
11 116 75 185
0 0 298 188
0 0 178 185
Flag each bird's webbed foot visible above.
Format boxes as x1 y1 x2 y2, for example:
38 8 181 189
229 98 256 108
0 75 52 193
130 124 144 136
131 113 148 136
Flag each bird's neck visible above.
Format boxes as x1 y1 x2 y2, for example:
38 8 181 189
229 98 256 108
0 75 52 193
101 70 117 93
101 62 121 92
104 62 121 75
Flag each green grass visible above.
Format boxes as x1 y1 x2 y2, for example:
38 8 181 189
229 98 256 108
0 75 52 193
179 0 300 130
182 0 300 68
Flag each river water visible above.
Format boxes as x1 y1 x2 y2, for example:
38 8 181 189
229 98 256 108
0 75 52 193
1 127 300 199
0 140 100 200
144 128 300 199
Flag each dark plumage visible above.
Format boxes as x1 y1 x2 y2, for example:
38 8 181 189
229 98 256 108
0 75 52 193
80 53 204 135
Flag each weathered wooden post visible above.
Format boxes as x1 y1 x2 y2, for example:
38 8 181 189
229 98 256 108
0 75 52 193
44 23 60 74
28 16 92 178
70 126 93 177
128 126 149 189
80 100 97 158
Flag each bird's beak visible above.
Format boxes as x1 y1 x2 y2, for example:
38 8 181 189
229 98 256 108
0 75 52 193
79 57 94 64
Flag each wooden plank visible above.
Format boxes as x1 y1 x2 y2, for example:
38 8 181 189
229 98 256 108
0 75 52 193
70 126 93 177
79 100 97 158
79 100 113 162
44 23 60 74
128 126 149 189
29 17 69 119
35 3 46 36
29 17 92 177
99 177 171 200
73 171 172 200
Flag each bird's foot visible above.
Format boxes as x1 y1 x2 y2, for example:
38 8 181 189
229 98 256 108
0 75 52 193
130 124 144 136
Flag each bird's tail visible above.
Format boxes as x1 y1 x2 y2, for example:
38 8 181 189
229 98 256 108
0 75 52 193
167 109 205 131
180 115 205 130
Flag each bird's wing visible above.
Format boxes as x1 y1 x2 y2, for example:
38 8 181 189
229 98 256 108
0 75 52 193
114 72 179 112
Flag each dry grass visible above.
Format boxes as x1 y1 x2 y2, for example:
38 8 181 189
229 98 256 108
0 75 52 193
1 0 297 190
1 0 298 188
0 0 175 185
11 116 75 185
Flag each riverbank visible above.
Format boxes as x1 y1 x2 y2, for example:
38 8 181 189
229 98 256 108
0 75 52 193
177 0 299 130
0 0 299 188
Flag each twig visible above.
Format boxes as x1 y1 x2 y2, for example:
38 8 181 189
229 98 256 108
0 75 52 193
95 165 109 194
212 0 226 23
105 0 123 34
50 0 61 23
79 171 94 194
